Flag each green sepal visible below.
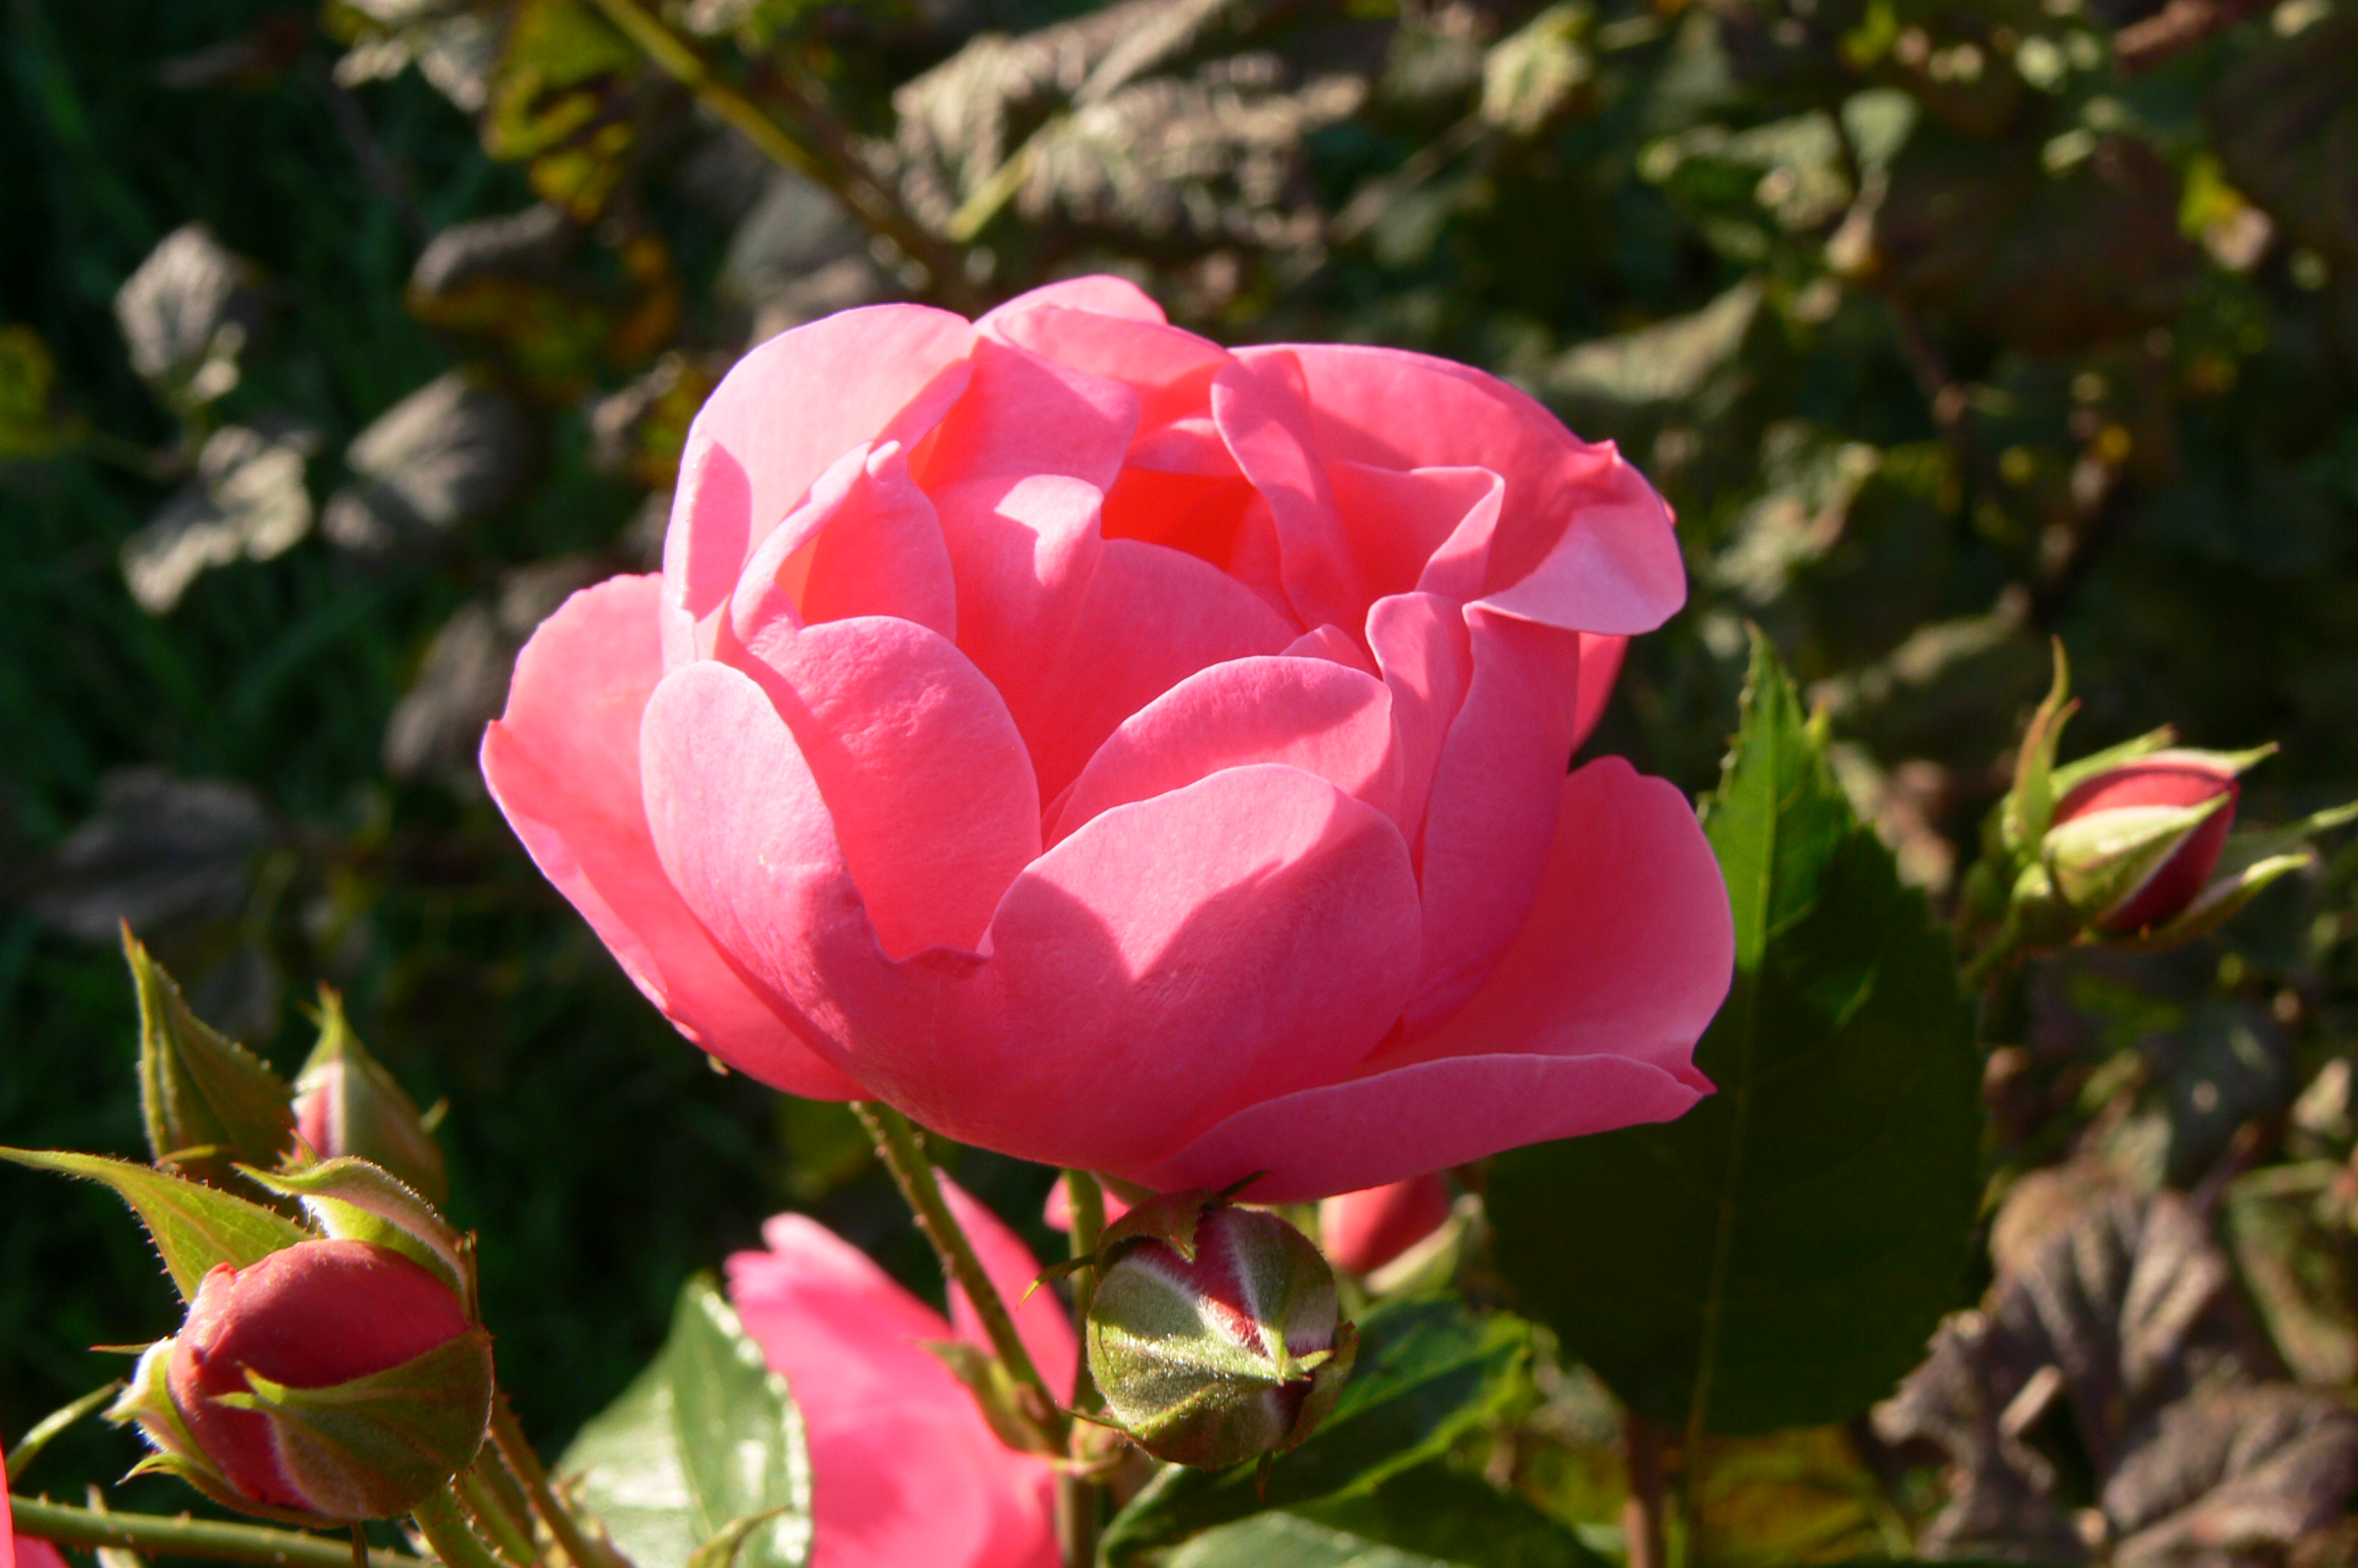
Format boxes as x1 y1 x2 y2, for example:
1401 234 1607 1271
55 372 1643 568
2043 790 2233 920
234 1157 475 1318
1100 1190 1223 1264
293 989 449 1206
107 1340 333 1529
2110 800 2358 951
126 928 295 1189
0 1146 310 1300
213 1328 495 1522
2049 737 2272 804
685 1508 807 1568
918 1339 1064 1457
2000 640 2076 854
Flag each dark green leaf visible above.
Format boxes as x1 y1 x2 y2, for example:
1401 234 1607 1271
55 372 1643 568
560 1276 811 1568
1292 1461 1610 1568
1488 631 1980 1435
1099 1299 1530 1565
0 1146 309 1301
126 928 295 1187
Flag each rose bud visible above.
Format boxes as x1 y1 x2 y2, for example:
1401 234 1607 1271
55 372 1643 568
2044 757 2239 936
1085 1194 1355 1469
290 992 448 1205
112 1238 493 1522
1318 1174 1453 1275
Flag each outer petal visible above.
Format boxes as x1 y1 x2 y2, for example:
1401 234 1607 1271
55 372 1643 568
1135 757 1731 1201
937 1176 1081 1403
1366 592 1475 853
720 615 1040 960
1048 656 1401 844
727 1217 1058 1568
979 274 1168 330
727 441 958 644
666 306 975 663
1572 632 1628 751
1406 606 1585 1032
981 303 1229 437
1323 461 1501 607
1241 343 1686 635
481 576 861 1099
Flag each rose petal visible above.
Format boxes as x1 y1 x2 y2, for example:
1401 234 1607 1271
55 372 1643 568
918 336 1138 492
1322 460 1501 607
727 1217 1057 1568
937 1176 1080 1402
1049 656 1402 845
666 306 975 663
719 616 1040 960
1137 759 1730 1201
1319 1175 1453 1275
1366 592 1475 852
1405 606 1585 1032
808 444 959 639
481 576 861 1099
1016 536 1302 803
1242 344 1686 635
982 304 1231 437
1572 632 1628 751
907 769 1421 1175
1212 351 1366 632
979 274 1168 331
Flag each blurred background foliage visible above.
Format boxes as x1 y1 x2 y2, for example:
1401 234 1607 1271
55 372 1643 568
7 0 2358 1557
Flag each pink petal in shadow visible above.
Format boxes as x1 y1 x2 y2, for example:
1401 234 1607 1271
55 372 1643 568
1211 351 1366 632
1322 460 1501 608
1366 592 1475 854
1135 758 1731 1201
481 576 862 1099
727 441 957 645
1571 632 1628 752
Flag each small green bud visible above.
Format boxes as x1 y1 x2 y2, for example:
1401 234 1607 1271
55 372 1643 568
1085 1193 1355 1469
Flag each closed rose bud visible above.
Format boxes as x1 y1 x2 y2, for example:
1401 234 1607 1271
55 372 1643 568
2046 757 2239 935
1319 1175 1453 1275
1086 1197 1354 1469
290 994 447 1206
114 1239 492 1522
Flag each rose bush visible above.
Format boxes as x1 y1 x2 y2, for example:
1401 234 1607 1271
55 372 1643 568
726 1179 1070 1568
484 277 1733 1201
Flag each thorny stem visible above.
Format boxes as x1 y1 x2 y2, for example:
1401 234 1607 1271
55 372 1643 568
852 1103 1063 1429
1057 1169 1109 1568
412 1485 513 1568
575 0 979 311
488 1397 625 1568
455 1464 537 1567
1959 911 2024 995
9 1495 417 1568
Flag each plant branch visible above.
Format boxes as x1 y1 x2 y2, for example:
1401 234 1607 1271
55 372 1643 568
1622 1411 1669 1568
455 1463 537 1567
1056 1170 1108 1568
487 1397 626 1568
852 1103 1063 1433
412 1485 514 1568
9 1496 417 1568
575 0 978 310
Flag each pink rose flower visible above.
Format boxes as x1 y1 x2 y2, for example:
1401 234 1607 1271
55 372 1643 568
1318 1175 1455 1275
726 1179 1072 1568
484 276 1733 1201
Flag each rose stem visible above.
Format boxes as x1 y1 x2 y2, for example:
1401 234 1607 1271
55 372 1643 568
413 1485 516 1568
1621 1410 1670 1568
1056 1169 1109 1568
11 1495 417 1568
455 1464 537 1566
851 1103 1064 1432
487 1396 631 1568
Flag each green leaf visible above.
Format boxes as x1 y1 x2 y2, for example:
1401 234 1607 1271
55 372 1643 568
1487 631 1980 1436
126 929 295 1188
560 1276 812 1568
1098 1299 1531 1565
0 1146 309 1301
1169 1466 1609 1568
